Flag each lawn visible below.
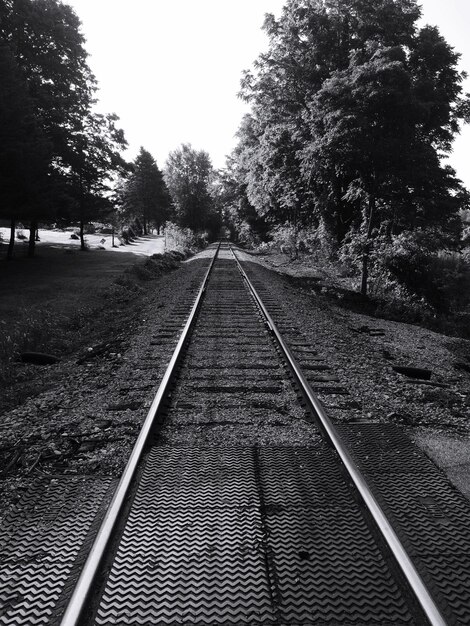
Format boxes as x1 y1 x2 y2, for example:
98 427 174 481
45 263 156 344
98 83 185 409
0 231 166 381
0 231 165 322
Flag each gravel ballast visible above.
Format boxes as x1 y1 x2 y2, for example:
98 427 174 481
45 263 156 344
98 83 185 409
1 245 469 525
238 250 470 500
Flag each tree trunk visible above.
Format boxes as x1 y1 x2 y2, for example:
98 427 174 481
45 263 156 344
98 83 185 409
157 224 161 235
361 254 369 297
143 215 147 236
79 172 86 251
80 219 86 250
7 218 15 259
28 220 37 258
360 194 376 298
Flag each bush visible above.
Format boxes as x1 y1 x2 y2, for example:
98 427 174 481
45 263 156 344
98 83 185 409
16 230 27 240
382 234 470 313
236 221 262 247
164 222 200 254
268 222 336 259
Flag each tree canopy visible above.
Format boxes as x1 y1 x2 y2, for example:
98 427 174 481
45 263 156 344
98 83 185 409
230 0 470 294
0 0 128 256
119 148 173 235
164 144 219 235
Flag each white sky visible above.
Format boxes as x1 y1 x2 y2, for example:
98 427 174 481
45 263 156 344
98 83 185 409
66 0 469 187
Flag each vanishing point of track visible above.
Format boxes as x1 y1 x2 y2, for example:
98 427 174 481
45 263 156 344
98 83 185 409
38 243 470 623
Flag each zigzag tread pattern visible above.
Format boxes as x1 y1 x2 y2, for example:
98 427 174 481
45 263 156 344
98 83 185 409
0 476 112 625
335 424 435 475
95 447 419 624
96 447 273 624
137 447 259 507
258 447 353 507
336 424 470 623
416 553 470 622
265 506 413 623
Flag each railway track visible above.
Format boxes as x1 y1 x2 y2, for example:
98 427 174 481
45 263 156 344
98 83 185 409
2 242 470 625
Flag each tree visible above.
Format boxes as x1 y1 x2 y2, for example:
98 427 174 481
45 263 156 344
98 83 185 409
0 43 51 259
303 42 466 295
164 144 216 232
236 0 421 228
0 0 96 171
121 148 173 235
1 0 130 255
65 111 129 250
232 0 470 296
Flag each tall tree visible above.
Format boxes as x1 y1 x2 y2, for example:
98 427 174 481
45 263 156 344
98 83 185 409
237 0 421 224
164 144 215 232
304 44 464 294
232 0 470 295
0 43 51 258
0 0 96 170
66 111 129 250
122 148 173 235
1 0 129 254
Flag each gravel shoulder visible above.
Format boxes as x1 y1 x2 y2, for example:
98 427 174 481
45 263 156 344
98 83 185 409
0 254 210 522
238 249 470 501
2 244 469 524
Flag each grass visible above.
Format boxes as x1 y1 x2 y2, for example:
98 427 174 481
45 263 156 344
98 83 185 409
0 242 182 385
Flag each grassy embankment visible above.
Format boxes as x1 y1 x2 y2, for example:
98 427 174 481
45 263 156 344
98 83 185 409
0 235 181 391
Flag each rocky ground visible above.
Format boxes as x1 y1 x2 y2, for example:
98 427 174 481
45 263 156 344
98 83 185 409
1 245 469 525
0 253 210 522
239 249 470 499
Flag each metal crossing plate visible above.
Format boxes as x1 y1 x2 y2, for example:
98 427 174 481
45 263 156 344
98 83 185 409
258 448 414 624
0 476 114 625
95 447 274 625
337 423 470 624
94 446 416 624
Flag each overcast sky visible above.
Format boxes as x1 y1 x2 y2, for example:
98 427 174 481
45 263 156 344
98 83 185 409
66 0 469 187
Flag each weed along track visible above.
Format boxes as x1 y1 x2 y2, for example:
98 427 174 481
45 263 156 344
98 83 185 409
2 243 470 625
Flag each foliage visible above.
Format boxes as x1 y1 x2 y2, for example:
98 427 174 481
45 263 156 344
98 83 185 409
64 111 129 249
0 0 96 169
216 153 271 243
163 222 202 253
378 231 470 313
229 0 470 297
269 222 336 258
118 148 173 235
0 43 51 229
0 0 128 256
164 144 220 237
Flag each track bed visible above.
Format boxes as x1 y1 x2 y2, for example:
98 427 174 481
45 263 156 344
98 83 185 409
1 244 469 625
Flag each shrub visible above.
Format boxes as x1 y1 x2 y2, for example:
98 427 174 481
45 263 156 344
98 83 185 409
163 222 199 254
269 222 336 259
236 221 262 247
382 235 470 313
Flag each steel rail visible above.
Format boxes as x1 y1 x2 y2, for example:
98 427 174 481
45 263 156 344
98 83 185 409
60 243 221 626
230 244 447 626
